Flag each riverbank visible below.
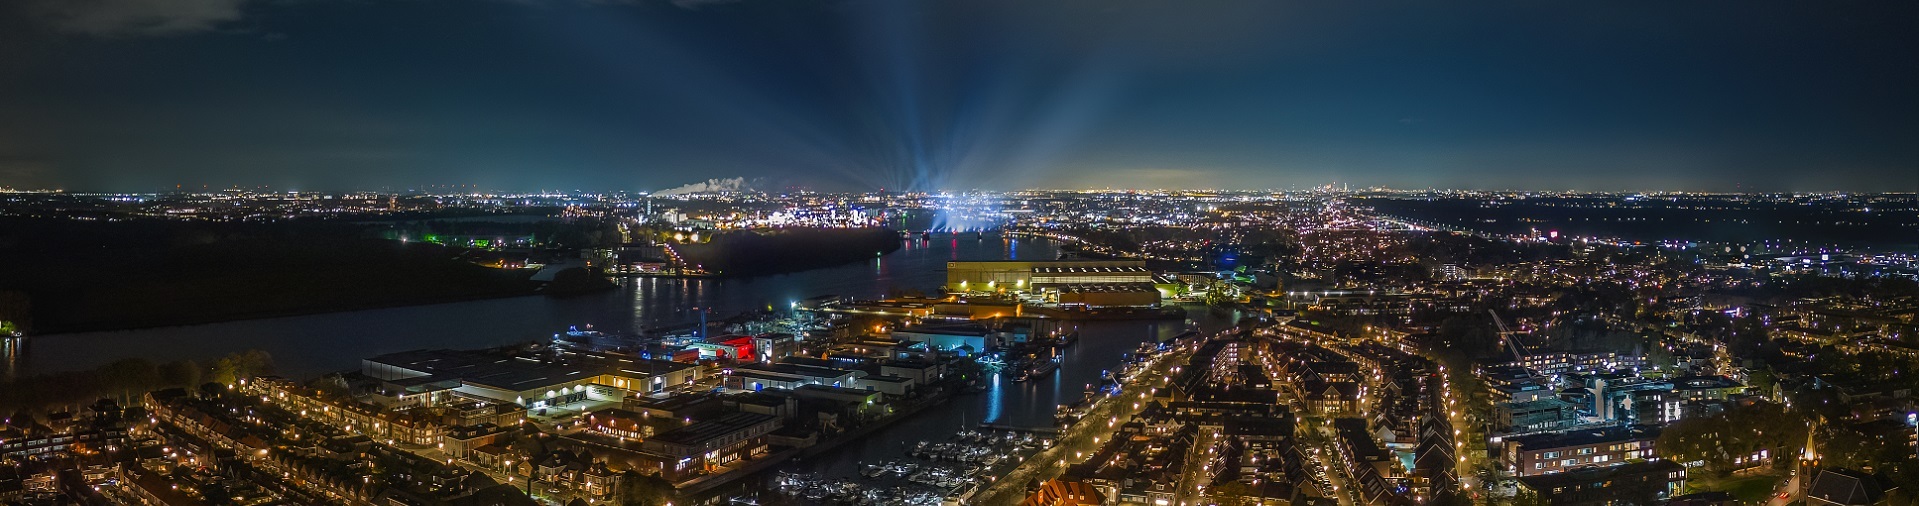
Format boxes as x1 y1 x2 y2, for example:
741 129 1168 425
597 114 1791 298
672 228 904 277
15 253 542 335
1030 305 1187 321
12 235 1066 379
1 220 907 334
0 216 548 334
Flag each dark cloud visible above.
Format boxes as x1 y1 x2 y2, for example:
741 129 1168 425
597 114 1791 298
0 0 1914 192
26 0 257 36
667 0 743 10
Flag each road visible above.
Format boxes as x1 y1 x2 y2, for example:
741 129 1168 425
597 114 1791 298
1255 333 1351 506
971 344 1195 505
1174 428 1222 503
1301 421 1357 506
1766 472 1800 506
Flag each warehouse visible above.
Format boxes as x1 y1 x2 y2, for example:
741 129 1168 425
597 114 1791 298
946 260 1160 307
363 348 704 409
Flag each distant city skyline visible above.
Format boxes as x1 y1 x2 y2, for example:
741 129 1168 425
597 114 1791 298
5 181 1919 195
2 1 1915 193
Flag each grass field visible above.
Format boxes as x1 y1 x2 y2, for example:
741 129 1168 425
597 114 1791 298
1689 472 1783 503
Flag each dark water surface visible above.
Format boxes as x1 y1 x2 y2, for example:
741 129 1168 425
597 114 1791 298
13 233 1048 378
9 232 1241 489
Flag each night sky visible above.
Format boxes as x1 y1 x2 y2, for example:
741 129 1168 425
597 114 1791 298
1 0 1914 192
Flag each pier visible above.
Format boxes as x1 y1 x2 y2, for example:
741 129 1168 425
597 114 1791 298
977 422 1061 435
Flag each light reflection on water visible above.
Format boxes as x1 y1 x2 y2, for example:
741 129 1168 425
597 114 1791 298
17 233 1058 378
775 311 1239 482
984 372 1003 423
1 336 21 380
15 233 1244 491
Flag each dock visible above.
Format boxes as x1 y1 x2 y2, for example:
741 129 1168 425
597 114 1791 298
977 422 1061 435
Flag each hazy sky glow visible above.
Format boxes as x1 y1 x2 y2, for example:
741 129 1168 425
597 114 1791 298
1 0 1914 192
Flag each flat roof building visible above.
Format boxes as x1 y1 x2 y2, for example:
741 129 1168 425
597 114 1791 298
1502 426 1659 477
946 260 1160 307
363 348 702 408
1518 460 1685 506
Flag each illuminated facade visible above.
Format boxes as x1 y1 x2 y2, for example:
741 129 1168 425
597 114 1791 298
946 260 1160 306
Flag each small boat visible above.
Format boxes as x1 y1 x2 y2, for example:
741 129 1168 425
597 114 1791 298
946 482 980 503
1026 360 1060 380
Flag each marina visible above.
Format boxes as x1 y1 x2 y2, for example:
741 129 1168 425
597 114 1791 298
14 232 1243 506
760 427 1055 505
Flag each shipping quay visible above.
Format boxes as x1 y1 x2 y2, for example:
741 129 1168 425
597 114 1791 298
208 277 1172 505
98 256 1228 505
240 333 978 505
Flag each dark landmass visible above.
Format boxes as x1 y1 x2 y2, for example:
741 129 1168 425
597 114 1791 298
0 217 540 334
0 219 900 333
674 227 904 276
1360 196 1919 248
542 267 619 296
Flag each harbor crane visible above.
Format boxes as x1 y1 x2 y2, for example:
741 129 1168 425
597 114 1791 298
1489 309 1528 363
1490 309 1544 381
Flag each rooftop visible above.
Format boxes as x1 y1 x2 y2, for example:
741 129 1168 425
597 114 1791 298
1518 460 1683 490
649 412 777 447
1507 426 1658 450
366 348 696 393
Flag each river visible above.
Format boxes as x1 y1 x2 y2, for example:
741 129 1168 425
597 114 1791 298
6 231 1240 494
10 233 1050 378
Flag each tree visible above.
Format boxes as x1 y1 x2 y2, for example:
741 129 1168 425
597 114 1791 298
308 374 351 399
95 358 159 404
1728 316 1770 357
1657 403 1808 476
1511 488 1550 506
0 291 28 335
1437 316 1501 361
158 360 201 388
544 267 613 296
1822 423 1919 487
209 350 273 384
198 482 233 505
508 433 547 462
615 472 673 506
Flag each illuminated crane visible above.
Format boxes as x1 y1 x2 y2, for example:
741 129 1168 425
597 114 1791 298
1489 309 1528 364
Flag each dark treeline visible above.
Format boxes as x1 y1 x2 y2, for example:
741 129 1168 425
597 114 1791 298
377 216 624 249
1361 196 1919 248
674 228 904 276
0 217 542 333
0 350 272 415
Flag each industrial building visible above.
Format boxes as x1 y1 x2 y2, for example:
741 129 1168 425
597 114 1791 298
945 260 1160 307
362 348 704 409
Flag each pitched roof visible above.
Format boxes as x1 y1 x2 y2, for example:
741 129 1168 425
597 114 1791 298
1805 468 1890 506
1020 479 1107 506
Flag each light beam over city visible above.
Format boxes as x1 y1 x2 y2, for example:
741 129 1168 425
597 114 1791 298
0 1 1914 505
